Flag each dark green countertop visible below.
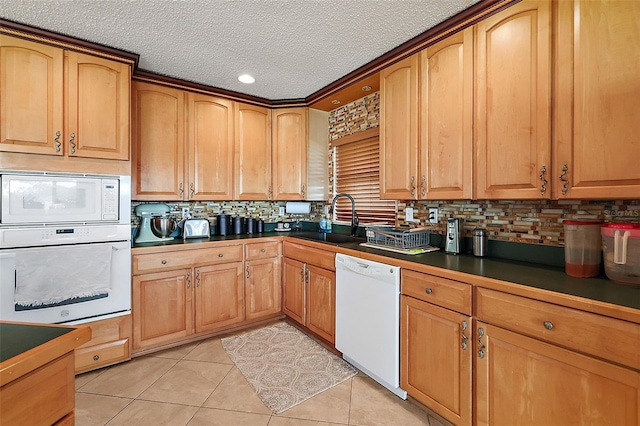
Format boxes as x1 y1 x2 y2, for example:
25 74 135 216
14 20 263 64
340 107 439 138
347 243 640 311
133 230 640 313
0 323 74 362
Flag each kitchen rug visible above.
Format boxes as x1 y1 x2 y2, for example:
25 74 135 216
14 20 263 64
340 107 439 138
221 322 357 414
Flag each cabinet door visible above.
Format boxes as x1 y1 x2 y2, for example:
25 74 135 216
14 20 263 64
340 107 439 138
66 51 130 160
401 296 471 426
131 81 185 200
419 28 473 200
475 322 640 426
282 257 305 325
554 0 640 199
380 55 419 199
272 108 308 200
475 0 551 199
306 264 335 344
0 35 63 155
235 103 271 200
187 93 234 200
132 269 193 350
245 257 282 320
195 262 244 333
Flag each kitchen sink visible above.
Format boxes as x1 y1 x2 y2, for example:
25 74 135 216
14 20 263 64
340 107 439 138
291 232 366 245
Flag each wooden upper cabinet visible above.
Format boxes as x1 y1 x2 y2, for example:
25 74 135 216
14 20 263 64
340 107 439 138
554 0 640 199
187 93 234 200
272 108 308 200
475 0 551 199
419 28 473 200
132 81 185 200
380 55 419 200
0 36 63 155
0 36 129 161
235 103 272 200
66 51 130 160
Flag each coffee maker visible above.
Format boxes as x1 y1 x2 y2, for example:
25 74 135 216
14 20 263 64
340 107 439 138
445 218 464 254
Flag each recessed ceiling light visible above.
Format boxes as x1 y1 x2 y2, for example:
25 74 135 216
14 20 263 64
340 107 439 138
238 74 255 84
331 100 340 105
362 85 372 91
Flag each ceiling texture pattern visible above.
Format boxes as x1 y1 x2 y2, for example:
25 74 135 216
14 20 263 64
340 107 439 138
1 0 479 100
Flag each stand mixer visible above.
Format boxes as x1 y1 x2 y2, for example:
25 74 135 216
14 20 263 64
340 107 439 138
134 203 173 243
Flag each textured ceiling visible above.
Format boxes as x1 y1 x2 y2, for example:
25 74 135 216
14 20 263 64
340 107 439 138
1 0 478 100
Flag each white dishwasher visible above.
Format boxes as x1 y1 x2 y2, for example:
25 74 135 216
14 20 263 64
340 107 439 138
335 253 407 399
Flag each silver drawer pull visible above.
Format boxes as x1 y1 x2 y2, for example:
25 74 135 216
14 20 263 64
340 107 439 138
93 355 99 361
161 260 167 264
543 321 554 330
218 253 224 258
425 288 433 295
261 248 266 253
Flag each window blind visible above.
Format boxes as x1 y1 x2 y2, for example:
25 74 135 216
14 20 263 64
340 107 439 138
333 135 395 225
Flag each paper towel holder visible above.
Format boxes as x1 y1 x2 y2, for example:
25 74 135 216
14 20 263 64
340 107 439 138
286 202 311 231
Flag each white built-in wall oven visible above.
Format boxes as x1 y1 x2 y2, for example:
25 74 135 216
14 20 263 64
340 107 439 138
0 170 131 324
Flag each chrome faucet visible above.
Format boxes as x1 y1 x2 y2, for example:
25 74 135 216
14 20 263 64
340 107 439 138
329 193 359 236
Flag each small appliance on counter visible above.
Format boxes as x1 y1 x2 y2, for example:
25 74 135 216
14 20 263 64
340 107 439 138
563 220 603 277
183 218 211 239
135 203 174 243
601 222 640 286
472 227 488 257
445 218 464 254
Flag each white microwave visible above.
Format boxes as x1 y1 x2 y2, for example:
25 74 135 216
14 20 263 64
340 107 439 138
0 171 130 225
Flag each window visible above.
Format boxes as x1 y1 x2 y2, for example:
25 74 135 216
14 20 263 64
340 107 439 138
332 130 395 225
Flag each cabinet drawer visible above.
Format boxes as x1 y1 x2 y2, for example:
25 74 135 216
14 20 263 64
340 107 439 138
75 339 130 373
133 245 243 274
245 241 280 260
401 270 471 315
283 241 335 270
476 287 640 370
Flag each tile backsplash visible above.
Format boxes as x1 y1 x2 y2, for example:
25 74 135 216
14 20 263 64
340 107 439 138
397 199 639 247
131 200 325 227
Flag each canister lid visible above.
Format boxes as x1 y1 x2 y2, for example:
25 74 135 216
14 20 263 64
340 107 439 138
601 222 640 237
472 228 487 236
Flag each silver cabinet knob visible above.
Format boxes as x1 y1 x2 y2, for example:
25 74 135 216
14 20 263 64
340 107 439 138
544 321 554 330
425 288 433 294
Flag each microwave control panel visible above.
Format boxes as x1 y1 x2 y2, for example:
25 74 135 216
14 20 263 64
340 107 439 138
102 179 119 220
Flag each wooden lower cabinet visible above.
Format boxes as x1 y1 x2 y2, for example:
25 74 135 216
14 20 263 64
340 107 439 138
132 241 282 353
401 296 472 426
282 257 306 324
475 321 640 426
195 262 244 333
305 264 335 344
245 257 281 320
75 314 132 374
282 242 335 344
133 269 193 350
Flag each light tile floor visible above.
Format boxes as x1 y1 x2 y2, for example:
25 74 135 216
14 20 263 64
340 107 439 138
75 328 450 426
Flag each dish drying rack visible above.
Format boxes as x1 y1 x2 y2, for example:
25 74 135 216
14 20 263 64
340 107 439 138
362 226 438 254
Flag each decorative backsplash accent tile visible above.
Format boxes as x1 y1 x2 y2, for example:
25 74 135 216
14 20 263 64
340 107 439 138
397 200 640 246
131 201 325 227
329 92 379 140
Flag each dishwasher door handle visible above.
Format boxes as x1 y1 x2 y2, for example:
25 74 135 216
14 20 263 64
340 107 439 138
340 258 382 276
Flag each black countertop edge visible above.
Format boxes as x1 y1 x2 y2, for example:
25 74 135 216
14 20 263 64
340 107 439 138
133 231 640 312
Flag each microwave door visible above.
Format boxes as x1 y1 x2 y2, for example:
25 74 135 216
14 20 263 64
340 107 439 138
2 175 103 224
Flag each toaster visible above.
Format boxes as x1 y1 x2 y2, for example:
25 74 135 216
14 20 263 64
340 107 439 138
183 219 211 238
